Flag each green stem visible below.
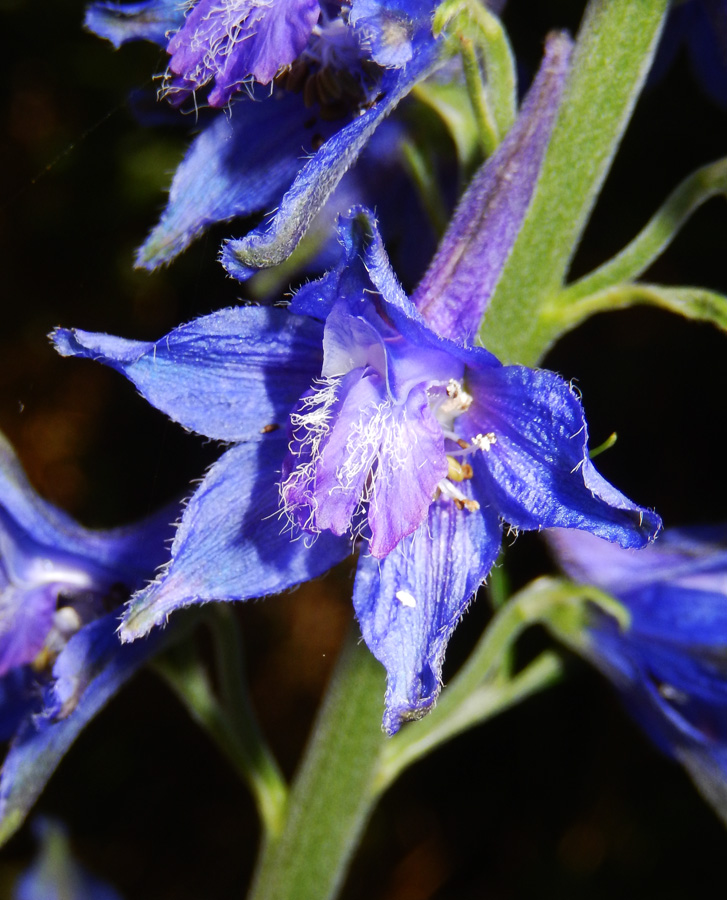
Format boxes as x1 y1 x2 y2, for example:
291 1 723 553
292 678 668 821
463 0 516 139
435 0 517 158
557 157 727 304
400 138 449 237
376 650 563 790
208 606 288 837
247 629 387 900
479 0 670 365
154 622 287 840
459 34 500 158
546 282 727 339
246 577 621 898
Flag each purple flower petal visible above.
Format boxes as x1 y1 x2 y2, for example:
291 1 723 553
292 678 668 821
366 385 448 557
52 307 323 443
165 0 320 106
353 493 501 734
120 442 350 641
283 372 384 539
0 586 57 678
411 31 573 341
0 614 165 846
0 432 175 676
548 525 727 823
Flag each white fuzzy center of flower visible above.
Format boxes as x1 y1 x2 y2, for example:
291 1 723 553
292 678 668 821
279 373 417 539
280 377 340 532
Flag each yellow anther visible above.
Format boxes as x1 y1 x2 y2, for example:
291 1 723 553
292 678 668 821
447 455 474 482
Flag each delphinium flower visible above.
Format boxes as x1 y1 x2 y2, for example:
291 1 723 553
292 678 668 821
547 525 727 822
53 33 661 734
0 432 175 840
14 818 123 900
84 0 445 268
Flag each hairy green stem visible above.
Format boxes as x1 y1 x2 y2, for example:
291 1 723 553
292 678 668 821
247 630 387 900
479 0 670 365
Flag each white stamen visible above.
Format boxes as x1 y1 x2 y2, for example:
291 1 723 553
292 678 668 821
472 432 497 452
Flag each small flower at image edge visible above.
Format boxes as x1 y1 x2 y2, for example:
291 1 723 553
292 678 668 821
0 431 176 844
547 524 727 823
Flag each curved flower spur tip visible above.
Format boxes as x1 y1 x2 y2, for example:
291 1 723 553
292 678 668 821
460 365 661 550
135 95 330 270
164 0 320 107
84 0 185 47
354 494 502 734
0 614 172 849
221 40 443 281
411 30 574 341
51 307 324 443
119 443 351 642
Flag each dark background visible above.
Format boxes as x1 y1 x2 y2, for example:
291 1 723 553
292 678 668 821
2 0 727 896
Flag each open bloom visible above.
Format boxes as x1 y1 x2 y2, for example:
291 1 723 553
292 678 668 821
53 202 660 732
547 525 727 823
84 0 442 268
52 34 660 731
0 432 175 843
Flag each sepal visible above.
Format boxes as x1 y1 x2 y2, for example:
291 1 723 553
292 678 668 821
120 443 351 641
353 494 501 734
52 308 323 443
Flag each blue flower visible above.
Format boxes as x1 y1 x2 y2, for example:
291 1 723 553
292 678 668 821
52 34 660 733
84 0 443 269
0 432 175 843
547 525 727 822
